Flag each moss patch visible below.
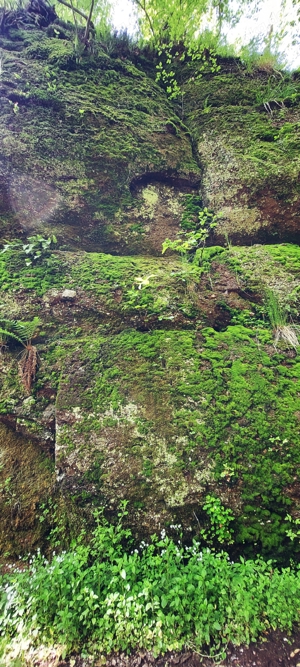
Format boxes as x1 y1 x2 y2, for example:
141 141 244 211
183 67 300 244
51 324 300 558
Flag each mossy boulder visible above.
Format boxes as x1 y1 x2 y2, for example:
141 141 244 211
0 424 54 557
183 60 300 244
0 243 300 561
0 29 199 254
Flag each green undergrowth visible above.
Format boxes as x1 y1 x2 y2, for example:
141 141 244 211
0 508 300 663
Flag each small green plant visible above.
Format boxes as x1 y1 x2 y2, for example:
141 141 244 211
264 289 299 350
285 514 300 543
39 498 70 550
162 208 217 263
1 234 57 267
155 45 182 100
155 45 220 106
200 494 234 545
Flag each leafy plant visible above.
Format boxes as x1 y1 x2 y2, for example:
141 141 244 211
162 208 217 263
200 494 234 545
0 317 41 393
285 514 300 543
0 509 300 662
1 234 57 267
155 43 220 107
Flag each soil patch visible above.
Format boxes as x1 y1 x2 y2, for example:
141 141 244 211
57 629 300 667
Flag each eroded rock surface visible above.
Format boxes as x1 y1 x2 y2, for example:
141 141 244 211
1 16 300 562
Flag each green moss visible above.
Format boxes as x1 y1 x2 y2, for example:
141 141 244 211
180 66 300 243
0 35 200 250
266 243 300 273
25 37 76 68
70 251 204 319
225 243 300 318
0 424 54 560
0 250 65 296
2 34 300 561
194 326 300 555
180 194 203 230
50 323 300 558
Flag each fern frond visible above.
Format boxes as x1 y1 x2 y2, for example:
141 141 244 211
22 316 41 341
0 318 19 330
0 317 41 343
0 327 24 347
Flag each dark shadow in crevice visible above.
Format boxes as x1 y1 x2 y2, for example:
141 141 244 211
211 306 233 332
130 170 201 195
212 227 300 247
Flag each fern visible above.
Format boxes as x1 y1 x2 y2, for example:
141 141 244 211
0 327 24 347
12 317 41 343
0 317 40 343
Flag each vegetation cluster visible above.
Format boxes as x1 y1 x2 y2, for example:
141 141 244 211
0 506 300 664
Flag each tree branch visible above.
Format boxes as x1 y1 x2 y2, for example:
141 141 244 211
133 0 155 39
83 0 95 42
55 0 94 28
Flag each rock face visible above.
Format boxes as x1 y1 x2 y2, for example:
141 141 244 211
183 61 300 245
0 18 200 255
1 14 300 561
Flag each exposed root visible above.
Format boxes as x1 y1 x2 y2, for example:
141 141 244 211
18 344 39 394
0 0 57 34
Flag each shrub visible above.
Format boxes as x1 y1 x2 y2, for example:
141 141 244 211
1 507 300 662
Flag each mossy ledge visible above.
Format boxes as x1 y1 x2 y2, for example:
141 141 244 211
0 242 300 562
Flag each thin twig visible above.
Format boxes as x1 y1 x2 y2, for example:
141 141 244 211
133 0 155 38
83 0 95 43
55 0 94 27
193 510 201 530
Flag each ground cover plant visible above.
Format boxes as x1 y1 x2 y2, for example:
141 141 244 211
0 505 300 665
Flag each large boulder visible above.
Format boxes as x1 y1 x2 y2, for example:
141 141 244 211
1 244 300 560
